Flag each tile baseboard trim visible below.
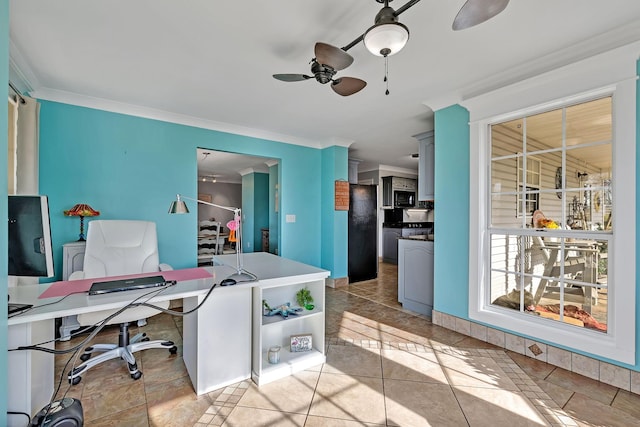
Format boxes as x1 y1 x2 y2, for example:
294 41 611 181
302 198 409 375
325 277 348 288
432 309 640 395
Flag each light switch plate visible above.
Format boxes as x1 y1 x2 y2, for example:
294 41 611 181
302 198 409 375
286 214 296 223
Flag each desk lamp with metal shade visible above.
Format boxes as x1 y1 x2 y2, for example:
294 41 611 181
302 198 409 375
168 194 257 282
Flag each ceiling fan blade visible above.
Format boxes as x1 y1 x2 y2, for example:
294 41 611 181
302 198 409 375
452 0 509 31
331 77 367 96
315 42 354 71
273 74 313 82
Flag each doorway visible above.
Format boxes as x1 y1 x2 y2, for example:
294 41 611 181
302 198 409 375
196 148 280 265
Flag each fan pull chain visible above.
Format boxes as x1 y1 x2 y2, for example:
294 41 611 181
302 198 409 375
384 56 390 95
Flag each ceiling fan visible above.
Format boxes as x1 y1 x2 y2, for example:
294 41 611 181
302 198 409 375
273 42 367 97
273 0 509 95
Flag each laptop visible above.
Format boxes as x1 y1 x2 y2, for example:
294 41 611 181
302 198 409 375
88 275 168 296
8 303 33 315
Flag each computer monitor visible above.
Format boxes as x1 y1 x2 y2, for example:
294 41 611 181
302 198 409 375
8 195 55 277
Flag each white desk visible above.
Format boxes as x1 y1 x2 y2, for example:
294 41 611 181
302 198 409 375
7 253 329 425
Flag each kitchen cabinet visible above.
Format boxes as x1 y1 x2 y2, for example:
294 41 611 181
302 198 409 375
398 238 434 316
251 276 326 386
382 227 402 263
382 176 418 208
415 131 434 201
383 227 429 264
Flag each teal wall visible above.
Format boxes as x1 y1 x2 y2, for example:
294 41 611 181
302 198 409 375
433 62 640 370
433 105 470 316
37 101 337 278
269 164 279 254
241 172 268 252
241 173 255 253
320 146 348 279
1 0 9 419
253 173 269 251
636 59 640 369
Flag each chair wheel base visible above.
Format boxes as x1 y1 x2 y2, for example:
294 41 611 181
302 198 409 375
130 371 142 380
169 346 178 355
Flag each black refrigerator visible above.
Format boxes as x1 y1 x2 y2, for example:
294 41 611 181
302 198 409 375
348 184 378 283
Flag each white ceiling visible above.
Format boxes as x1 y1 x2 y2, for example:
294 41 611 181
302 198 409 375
197 149 276 184
9 1 640 173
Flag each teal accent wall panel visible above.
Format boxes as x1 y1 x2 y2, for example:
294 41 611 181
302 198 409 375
433 105 470 317
241 173 255 253
320 146 348 278
241 172 269 252
37 101 328 276
253 173 269 250
269 164 280 253
636 58 640 364
1 0 9 418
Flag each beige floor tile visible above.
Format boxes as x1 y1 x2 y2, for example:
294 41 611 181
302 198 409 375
564 392 640 427
146 382 213 426
309 372 386 424
88 403 150 427
304 416 386 426
453 385 550 427
222 406 306 426
533 378 574 408
236 370 319 413
323 344 382 377
611 389 640 419
545 367 618 406
507 351 556 380
138 354 188 386
384 378 468 427
80 380 147 422
54 261 640 426
437 352 519 391
380 349 448 384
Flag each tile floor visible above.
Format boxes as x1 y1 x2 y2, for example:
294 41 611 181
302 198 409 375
53 262 640 426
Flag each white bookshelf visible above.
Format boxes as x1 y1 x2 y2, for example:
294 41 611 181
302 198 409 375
251 278 326 386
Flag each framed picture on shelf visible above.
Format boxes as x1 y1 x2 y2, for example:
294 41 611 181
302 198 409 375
290 334 312 352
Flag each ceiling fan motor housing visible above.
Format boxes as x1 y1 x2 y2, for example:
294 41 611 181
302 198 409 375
311 60 336 84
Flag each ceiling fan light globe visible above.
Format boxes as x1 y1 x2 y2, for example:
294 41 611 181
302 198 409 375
364 22 409 57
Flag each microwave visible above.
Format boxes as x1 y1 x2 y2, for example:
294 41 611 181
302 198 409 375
394 190 415 208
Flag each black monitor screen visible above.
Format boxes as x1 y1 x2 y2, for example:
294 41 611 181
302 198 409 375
8 195 55 277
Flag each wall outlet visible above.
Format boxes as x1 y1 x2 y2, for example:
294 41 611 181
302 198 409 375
286 214 296 223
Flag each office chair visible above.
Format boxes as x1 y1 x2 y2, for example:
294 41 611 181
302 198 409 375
67 220 177 385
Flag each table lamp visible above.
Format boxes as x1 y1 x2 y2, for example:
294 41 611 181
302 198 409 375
168 194 257 282
64 203 100 241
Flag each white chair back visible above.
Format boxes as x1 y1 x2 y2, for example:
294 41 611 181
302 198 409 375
82 220 160 278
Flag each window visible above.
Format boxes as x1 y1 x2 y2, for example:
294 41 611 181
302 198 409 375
489 97 611 334
515 155 541 217
465 44 637 364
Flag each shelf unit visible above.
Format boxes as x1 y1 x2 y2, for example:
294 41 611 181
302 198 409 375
251 278 325 385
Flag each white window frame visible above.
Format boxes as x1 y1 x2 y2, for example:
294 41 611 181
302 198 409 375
464 42 637 364
515 155 541 218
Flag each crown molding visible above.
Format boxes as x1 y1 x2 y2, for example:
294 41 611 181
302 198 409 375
9 39 38 94
377 164 418 176
424 21 640 112
28 87 346 151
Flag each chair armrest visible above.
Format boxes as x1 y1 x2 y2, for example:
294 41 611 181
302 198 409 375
68 271 85 280
159 263 173 271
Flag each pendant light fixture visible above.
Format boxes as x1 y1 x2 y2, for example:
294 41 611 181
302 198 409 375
363 0 410 57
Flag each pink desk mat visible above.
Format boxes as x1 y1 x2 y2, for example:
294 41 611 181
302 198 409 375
39 268 213 299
